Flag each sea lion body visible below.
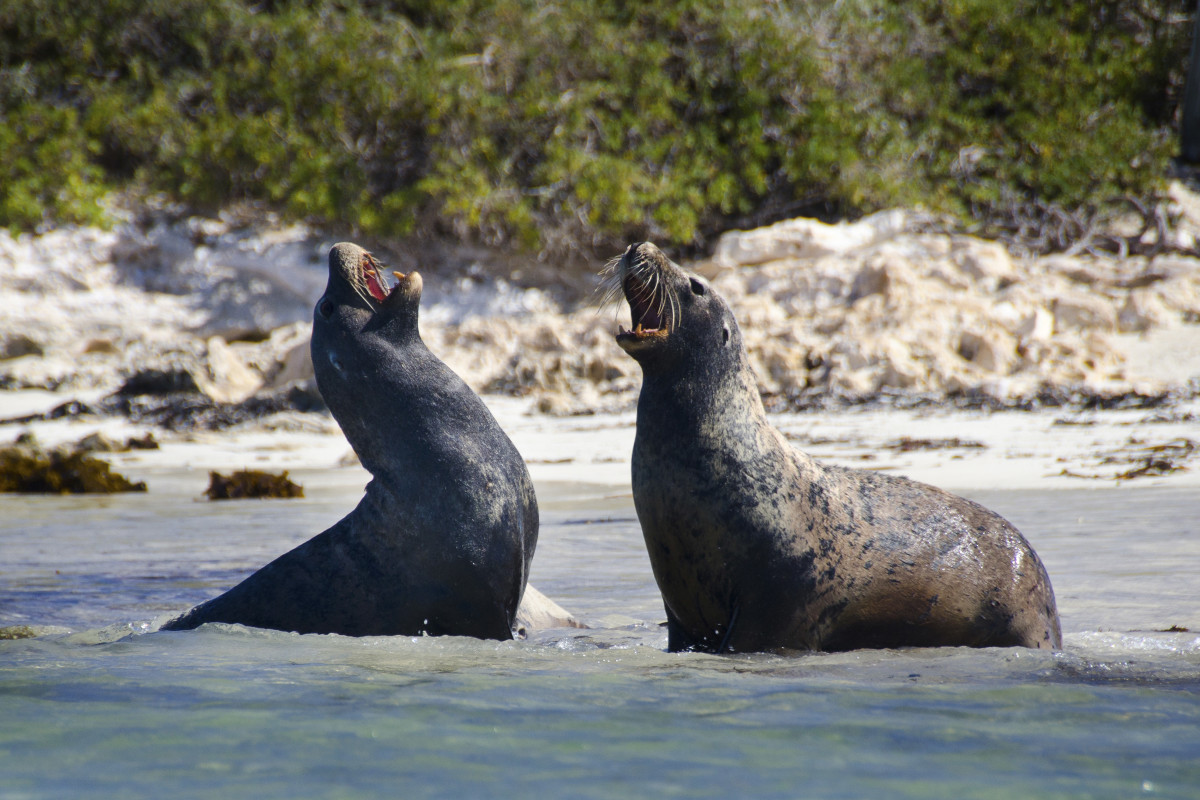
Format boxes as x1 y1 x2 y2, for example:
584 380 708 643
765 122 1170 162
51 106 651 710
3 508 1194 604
614 243 1061 653
163 243 538 639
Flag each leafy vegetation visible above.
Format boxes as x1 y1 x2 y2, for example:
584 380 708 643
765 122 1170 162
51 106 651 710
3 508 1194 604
0 0 1193 255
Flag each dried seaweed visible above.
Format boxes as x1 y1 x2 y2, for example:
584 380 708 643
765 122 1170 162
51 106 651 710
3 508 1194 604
205 470 304 500
0 445 146 494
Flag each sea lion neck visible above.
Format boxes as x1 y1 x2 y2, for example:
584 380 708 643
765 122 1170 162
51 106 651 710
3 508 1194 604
636 353 773 457
319 335 467 483
313 249 460 483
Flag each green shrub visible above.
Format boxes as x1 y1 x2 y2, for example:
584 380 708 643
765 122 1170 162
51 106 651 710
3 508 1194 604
0 102 109 230
0 0 1193 254
822 0 1184 240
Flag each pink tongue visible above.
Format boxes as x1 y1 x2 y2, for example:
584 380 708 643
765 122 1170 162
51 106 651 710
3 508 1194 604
366 273 387 302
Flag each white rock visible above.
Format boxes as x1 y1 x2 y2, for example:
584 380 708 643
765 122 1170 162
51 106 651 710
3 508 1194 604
711 210 907 267
1153 275 1200 321
1052 294 1118 332
832 366 877 394
268 339 314 388
953 239 1015 288
958 329 1017 374
1016 307 1055 341
1168 180 1200 235
1117 292 1171 333
876 339 926 389
514 584 584 632
195 337 263 404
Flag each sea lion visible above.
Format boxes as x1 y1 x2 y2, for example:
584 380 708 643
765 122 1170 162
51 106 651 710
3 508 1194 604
610 242 1061 653
163 243 540 639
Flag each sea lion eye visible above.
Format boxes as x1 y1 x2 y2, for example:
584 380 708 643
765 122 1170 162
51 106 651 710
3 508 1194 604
318 297 333 318
722 325 731 346
689 278 706 296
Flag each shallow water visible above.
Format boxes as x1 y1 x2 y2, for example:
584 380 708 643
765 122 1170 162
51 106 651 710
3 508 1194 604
2 472 1199 798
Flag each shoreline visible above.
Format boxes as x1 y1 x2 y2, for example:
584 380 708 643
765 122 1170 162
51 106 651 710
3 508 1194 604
3 390 1196 495
3 207 1199 497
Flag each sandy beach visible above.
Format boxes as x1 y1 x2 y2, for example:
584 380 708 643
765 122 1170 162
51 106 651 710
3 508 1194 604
3 387 1197 499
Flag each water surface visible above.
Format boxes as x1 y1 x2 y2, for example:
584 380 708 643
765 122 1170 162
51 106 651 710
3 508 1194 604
2 473 1198 798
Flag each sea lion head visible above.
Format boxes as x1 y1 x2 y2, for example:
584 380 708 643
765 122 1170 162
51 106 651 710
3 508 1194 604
610 242 742 373
318 242 423 340
312 242 431 473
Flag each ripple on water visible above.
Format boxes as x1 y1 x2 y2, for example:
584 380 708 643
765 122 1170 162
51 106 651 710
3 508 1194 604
2 485 1199 797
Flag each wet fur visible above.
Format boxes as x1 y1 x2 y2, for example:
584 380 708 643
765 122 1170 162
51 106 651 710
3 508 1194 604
615 243 1062 653
163 243 538 638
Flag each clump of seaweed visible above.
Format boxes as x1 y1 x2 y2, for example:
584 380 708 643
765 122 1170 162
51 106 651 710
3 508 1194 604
0 434 147 494
884 437 987 453
0 626 39 640
1059 437 1196 482
205 470 304 500
75 431 160 453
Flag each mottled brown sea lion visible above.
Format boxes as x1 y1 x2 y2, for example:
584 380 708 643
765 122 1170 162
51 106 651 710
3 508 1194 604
163 243 542 638
610 242 1061 653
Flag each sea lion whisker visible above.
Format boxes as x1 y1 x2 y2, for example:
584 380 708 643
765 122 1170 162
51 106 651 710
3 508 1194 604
666 279 680 332
600 253 624 277
652 275 672 331
650 269 674 332
595 273 626 313
351 280 377 310
346 256 379 310
363 252 395 302
632 279 663 330
595 253 634 319
655 272 676 333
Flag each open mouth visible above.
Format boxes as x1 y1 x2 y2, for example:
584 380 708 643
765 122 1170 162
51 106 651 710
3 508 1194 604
616 261 673 343
360 253 405 305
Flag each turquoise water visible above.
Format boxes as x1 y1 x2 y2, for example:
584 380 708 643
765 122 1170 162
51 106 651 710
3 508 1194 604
2 475 1199 798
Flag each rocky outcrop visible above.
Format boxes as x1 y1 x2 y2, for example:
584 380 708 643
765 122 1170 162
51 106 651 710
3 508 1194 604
430 205 1200 412
693 219 1200 405
3 192 1200 426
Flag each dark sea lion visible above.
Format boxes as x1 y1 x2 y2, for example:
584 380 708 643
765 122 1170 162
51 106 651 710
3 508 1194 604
163 243 540 639
610 242 1062 653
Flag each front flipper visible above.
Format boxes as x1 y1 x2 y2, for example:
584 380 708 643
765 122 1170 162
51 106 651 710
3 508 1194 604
665 604 704 652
